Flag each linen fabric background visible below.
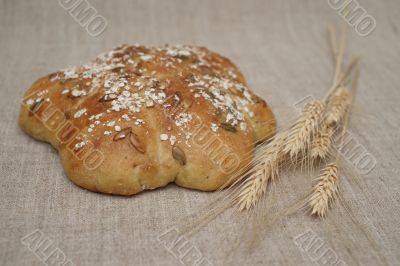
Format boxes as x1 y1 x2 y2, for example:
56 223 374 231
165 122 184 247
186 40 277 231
0 0 399 265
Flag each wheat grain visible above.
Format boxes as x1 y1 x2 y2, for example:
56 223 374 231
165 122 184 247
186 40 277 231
283 101 325 157
309 163 339 217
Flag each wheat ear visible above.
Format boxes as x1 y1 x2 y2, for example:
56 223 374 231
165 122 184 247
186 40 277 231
237 101 325 211
283 101 325 157
309 72 358 217
310 86 351 160
325 87 351 126
309 163 339 217
237 164 273 211
236 134 285 211
310 124 334 160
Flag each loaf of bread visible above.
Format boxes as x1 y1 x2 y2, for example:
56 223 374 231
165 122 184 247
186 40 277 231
19 45 276 195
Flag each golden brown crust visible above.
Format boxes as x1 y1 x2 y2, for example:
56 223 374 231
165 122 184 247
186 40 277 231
19 45 276 195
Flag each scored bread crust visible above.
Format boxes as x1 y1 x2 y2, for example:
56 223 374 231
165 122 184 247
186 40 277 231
19 45 276 195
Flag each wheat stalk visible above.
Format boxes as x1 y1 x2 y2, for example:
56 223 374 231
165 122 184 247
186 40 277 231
309 163 339 217
235 23 356 213
308 23 352 217
283 101 325 157
237 101 326 211
308 79 356 217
